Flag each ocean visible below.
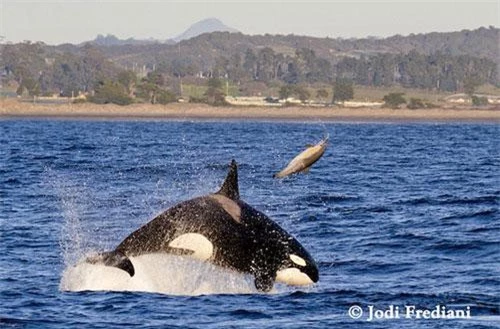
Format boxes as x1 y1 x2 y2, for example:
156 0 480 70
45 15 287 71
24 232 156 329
0 119 498 328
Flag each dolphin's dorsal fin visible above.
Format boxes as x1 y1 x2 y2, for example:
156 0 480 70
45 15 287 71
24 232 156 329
216 159 240 200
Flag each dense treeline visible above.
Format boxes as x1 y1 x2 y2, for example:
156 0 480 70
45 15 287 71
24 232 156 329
1 27 498 102
1 42 122 97
179 47 496 92
336 51 497 91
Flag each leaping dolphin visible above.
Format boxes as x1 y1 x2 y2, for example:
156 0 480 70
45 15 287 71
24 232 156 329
274 135 328 178
87 160 318 292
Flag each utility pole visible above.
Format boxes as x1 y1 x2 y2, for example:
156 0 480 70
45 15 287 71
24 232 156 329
178 43 183 97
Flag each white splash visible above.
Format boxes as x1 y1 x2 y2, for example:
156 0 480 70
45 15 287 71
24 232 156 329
60 253 260 295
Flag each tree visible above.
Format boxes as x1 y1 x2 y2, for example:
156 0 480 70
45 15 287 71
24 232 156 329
463 75 481 96
282 59 300 84
256 47 276 81
316 89 329 103
332 79 354 104
204 78 227 106
136 71 165 104
52 54 82 97
243 48 258 80
79 45 112 93
171 58 197 78
295 48 315 83
471 95 489 106
277 84 310 103
213 56 229 79
1 42 46 85
117 70 137 96
17 76 40 97
383 92 406 109
312 58 333 83
156 90 177 104
294 85 310 103
407 98 425 109
278 85 294 100
227 53 245 83
89 80 133 105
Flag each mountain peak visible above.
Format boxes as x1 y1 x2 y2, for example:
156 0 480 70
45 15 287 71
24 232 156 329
172 18 238 42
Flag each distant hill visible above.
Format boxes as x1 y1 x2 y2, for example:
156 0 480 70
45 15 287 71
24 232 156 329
88 34 160 46
171 18 238 42
84 18 238 45
87 26 498 71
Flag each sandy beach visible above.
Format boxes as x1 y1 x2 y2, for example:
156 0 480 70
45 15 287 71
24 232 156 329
1 99 499 122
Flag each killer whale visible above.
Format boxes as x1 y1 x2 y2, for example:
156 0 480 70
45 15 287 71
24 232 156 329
87 160 318 292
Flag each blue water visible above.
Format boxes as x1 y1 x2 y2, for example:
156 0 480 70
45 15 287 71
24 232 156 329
1 119 499 328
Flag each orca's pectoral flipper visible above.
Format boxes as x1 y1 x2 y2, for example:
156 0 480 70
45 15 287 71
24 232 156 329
86 251 135 277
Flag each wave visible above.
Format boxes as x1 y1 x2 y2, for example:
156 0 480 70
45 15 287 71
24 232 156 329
440 195 499 206
229 309 273 319
440 208 498 220
466 225 500 233
62 144 96 152
2 177 22 185
397 194 499 207
31 154 58 161
424 239 499 253
299 193 361 204
204 162 251 171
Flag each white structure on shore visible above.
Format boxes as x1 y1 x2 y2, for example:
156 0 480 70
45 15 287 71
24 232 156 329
225 96 383 108
445 93 500 104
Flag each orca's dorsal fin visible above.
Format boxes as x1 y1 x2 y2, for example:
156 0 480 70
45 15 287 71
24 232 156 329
216 159 240 200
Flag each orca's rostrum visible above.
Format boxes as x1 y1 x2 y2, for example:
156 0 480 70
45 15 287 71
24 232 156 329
87 160 318 292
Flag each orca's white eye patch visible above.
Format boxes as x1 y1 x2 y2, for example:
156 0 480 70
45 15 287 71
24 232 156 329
289 254 307 267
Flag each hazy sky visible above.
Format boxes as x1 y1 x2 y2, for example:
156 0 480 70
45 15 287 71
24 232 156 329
1 0 499 44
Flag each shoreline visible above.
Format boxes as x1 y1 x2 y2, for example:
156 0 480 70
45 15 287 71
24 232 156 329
1 100 499 123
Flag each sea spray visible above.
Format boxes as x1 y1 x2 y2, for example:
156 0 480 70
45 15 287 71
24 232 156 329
59 189 86 266
60 253 262 295
42 169 93 267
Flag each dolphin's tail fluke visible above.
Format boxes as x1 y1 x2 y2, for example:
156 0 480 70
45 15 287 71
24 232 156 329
322 133 330 144
86 251 135 277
